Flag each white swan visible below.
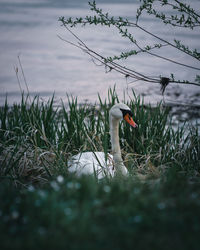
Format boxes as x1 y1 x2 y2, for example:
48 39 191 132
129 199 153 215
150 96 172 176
68 103 137 179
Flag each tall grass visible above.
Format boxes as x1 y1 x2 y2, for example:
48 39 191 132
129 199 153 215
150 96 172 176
0 88 199 186
0 88 200 250
0 174 200 250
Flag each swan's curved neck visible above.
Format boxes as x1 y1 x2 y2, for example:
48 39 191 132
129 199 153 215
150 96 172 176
109 113 127 176
109 115 121 156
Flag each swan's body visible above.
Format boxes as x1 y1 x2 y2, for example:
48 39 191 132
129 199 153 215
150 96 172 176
68 103 137 179
68 152 115 179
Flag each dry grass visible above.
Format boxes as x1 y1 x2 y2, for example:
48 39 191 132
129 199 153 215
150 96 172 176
0 89 199 187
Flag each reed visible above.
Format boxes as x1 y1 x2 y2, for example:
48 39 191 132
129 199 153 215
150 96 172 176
0 89 199 185
0 89 200 249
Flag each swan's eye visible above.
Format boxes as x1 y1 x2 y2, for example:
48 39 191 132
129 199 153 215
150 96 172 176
120 108 137 128
120 108 133 118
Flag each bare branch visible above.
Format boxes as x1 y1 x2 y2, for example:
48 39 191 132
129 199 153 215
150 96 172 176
58 27 200 88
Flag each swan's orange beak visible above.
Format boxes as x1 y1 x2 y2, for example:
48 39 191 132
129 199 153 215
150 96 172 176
124 113 137 128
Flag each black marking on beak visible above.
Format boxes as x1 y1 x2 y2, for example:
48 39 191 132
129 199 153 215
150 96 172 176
120 108 133 118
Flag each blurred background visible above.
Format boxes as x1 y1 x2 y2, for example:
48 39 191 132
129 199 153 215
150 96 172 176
0 0 199 108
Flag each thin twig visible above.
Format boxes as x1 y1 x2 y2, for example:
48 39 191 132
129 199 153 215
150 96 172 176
58 28 200 87
17 54 31 103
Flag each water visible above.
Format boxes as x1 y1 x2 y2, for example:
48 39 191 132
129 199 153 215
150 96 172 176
0 0 200 122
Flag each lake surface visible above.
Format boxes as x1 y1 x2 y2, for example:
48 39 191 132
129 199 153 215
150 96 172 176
0 0 200 118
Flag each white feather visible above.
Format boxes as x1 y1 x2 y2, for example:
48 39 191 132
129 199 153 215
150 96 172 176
68 103 134 179
68 152 114 179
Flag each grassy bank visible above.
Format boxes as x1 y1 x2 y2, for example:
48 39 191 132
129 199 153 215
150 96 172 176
0 89 200 249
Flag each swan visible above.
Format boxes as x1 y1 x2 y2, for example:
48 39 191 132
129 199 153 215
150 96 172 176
68 103 137 179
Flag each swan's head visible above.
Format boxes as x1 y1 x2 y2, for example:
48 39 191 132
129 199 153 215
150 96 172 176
109 103 137 128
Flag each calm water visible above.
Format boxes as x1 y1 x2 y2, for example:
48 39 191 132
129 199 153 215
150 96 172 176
0 0 200 113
